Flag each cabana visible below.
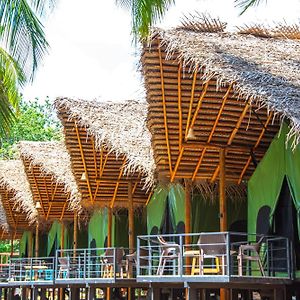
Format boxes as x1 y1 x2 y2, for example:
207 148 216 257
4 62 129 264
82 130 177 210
55 98 153 296
0 160 37 245
140 15 300 298
18 141 82 256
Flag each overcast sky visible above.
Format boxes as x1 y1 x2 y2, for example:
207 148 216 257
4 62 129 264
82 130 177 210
22 0 300 102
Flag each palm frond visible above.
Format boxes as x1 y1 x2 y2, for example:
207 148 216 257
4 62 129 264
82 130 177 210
235 0 266 15
116 0 175 41
28 0 56 17
0 47 25 136
0 0 50 80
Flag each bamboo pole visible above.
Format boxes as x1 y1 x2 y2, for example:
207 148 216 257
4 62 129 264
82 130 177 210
107 207 112 248
60 222 65 300
219 149 227 300
128 181 134 253
35 222 39 258
28 232 33 258
219 149 227 231
184 179 192 275
10 233 13 258
73 213 78 258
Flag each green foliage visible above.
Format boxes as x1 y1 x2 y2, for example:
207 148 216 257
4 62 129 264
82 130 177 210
0 98 62 159
235 0 266 14
0 240 19 253
116 0 175 42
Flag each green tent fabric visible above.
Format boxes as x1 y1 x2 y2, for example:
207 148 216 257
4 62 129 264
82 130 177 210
147 185 168 234
248 126 286 235
20 231 29 257
77 228 89 249
88 208 114 249
115 214 129 248
47 221 69 255
169 184 185 229
285 138 300 238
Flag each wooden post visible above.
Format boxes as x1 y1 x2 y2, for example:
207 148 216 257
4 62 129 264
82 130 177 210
128 181 134 252
73 213 78 257
219 148 227 300
10 233 14 258
35 222 39 258
184 179 192 275
107 208 112 300
219 148 227 231
60 223 65 300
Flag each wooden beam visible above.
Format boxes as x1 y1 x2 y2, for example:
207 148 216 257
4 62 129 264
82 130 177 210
35 222 39 258
238 113 273 184
110 159 126 208
10 233 14 257
191 84 232 181
158 46 172 174
211 102 250 182
146 191 153 206
74 121 94 203
184 179 192 275
96 177 139 183
219 149 227 232
46 182 58 220
91 138 98 178
128 181 134 253
185 68 198 139
178 61 183 149
188 81 209 134
60 200 68 221
107 207 112 248
73 213 78 258
170 147 184 182
61 222 65 253
30 169 46 218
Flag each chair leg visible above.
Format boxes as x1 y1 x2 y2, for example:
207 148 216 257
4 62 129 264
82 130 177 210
257 259 265 277
160 259 166 276
238 256 242 276
157 255 163 276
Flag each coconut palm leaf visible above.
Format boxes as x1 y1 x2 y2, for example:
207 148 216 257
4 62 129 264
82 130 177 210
0 47 25 136
235 0 266 14
0 0 55 80
116 0 175 41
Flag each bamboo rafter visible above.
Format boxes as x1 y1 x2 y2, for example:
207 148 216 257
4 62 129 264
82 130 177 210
238 112 273 184
31 169 46 218
178 61 183 148
159 46 173 174
74 121 94 204
192 83 232 181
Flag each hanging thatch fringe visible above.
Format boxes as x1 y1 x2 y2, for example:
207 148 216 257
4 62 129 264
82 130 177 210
0 195 9 231
0 160 37 224
54 98 155 189
18 141 82 212
150 14 300 147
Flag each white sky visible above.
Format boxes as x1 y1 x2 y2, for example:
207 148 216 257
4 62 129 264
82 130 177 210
22 0 300 102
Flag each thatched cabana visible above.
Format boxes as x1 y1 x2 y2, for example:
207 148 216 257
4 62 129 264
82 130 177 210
18 141 81 222
0 160 37 238
55 98 154 209
0 199 10 239
55 98 154 250
141 16 300 185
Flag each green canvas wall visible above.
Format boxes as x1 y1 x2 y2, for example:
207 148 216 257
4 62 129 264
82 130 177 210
248 123 300 238
47 221 69 255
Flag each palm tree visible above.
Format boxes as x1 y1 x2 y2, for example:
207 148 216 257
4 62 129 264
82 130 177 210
0 0 55 136
116 0 175 41
116 0 264 41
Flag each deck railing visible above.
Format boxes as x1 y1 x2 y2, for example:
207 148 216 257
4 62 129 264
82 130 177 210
136 232 292 282
8 257 55 283
55 247 135 283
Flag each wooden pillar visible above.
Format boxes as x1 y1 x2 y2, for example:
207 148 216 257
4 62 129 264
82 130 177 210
128 181 134 252
10 233 14 258
107 207 112 247
184 179 192 275
73 213 78 257
35 222 39 258
219 148 227 231
219 149 227 300
60 222 65 300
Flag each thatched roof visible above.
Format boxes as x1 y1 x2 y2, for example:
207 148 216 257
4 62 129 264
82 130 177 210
151 16 300 144
18 141 81 212
0 198 9 232
55 98 155 188
0 160 37 224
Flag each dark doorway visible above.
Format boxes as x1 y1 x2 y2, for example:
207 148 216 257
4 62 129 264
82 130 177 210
273 177 300 270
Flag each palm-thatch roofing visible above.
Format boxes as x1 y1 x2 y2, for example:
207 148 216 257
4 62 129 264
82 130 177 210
18 141 81 221
142 16 300 184
0 160 36 237
55 98 154 209
0 199 9 233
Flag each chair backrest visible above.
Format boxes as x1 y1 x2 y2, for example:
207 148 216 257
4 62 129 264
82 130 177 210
197 233 227 255
139 248 149 267
58 257 69 268
104 249 115 264
115 248 125 264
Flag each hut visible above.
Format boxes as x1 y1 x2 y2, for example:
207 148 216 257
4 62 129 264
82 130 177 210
55 98 154 251
141 15 300 298
18 141 82 255
0 160 37 243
